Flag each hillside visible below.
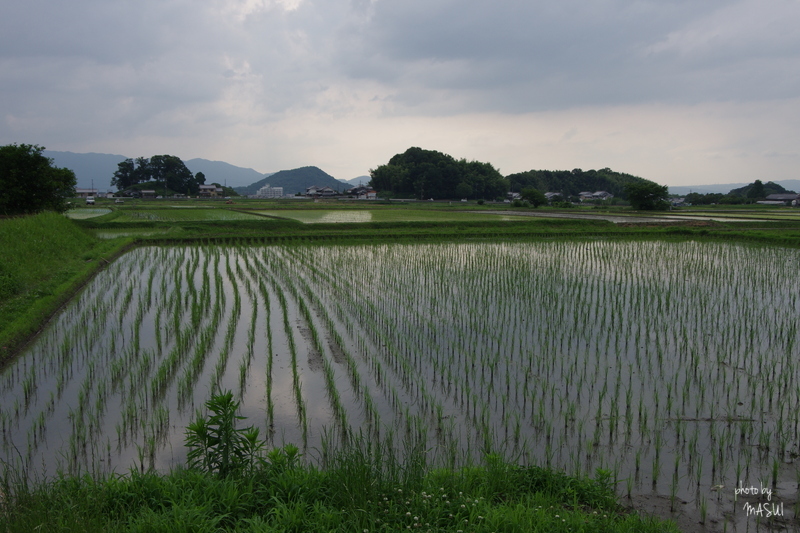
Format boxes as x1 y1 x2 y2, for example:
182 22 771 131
505 168 650 198
43 150 127 189
184 159 269 188
234 166 346 196
341 175 371 187
43 151 272 190
669 179 800 195
727 180 795 197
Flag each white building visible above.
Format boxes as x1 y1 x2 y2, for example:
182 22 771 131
257 184 284 198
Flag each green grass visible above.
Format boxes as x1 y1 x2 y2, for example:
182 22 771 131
0 212 129 361
64 208 113 219
0 444 678 533
111 208 265 222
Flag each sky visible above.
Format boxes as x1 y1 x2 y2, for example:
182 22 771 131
2 0 799 186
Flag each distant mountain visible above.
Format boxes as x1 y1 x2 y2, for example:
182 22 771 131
669 180 800 195
184 159 269 189
41 151 272 191
234 166 346 196
341 175 371 187
43 150 127 190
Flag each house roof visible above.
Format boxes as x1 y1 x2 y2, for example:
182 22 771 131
765 193 798 200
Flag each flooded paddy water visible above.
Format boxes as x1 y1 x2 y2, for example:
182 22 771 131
1 240 799 531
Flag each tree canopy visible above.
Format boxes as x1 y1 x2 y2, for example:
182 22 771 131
112 155 203 194
624 181 669 210
369 147 508 200
0 143 76 215
505 167 647 199
520 188 547 207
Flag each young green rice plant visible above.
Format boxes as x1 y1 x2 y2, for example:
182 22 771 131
699 495 708 524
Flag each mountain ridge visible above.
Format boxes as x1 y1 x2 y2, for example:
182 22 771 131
669 180 800 195
234 166 349 196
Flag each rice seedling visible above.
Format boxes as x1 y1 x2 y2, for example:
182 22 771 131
0 238 797 522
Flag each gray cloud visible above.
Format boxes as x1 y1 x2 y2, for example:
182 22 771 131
332 0 800 111
1 0 799 184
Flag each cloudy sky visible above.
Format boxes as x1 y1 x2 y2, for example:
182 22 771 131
2 0 799 185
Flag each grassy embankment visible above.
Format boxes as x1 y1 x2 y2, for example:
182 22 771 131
0 212 131 362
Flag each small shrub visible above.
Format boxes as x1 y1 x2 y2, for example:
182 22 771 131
184 391 264 478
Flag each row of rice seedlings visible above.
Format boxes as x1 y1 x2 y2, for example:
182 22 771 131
278 240 800 509
282 246 408 429
274 273 308 445
3 240 798 504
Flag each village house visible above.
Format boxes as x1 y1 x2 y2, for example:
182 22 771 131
198 184 224 197
759 193 799 206
305 186 337 198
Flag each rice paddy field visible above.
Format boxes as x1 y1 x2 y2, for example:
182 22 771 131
248 208 519 223
674 211 800 221
2 239 799 528
109 208 265 222
64 208 112 219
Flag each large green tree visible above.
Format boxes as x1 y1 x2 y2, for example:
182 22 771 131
0 144 76 215
747 179 766 200
521 187 547 207
149 155 196 194
624 181 669 210
111 158 136 189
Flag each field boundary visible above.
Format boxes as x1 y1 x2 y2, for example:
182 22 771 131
0 238 135 366
4 217 800 365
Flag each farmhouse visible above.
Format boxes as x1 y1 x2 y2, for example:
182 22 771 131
579 191 614 201
199 184 224 197
74 188 98 198
758 193 799 206
346 186 377 199
306 186 337 198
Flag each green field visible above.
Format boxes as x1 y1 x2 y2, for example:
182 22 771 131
230 208 519 223
3 207 800 531
64 208 112 219
111 208 265 222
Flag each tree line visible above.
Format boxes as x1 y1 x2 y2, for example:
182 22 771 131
506 167 649 199
369 147 669 209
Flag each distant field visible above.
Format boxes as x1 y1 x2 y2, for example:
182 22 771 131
112 208 264 222
674 210 800 221
64 208 112 219
250 209 519 223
